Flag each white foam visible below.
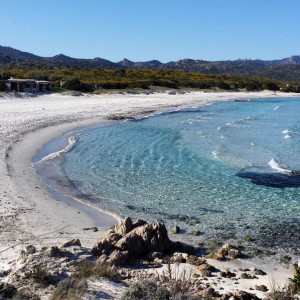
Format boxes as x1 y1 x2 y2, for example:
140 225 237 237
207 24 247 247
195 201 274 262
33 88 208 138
212 149 220 159
274 106 280 111
268 158 292 174
35 136 77 164
282 129 299 138
212 147 224 159
196 131 207 137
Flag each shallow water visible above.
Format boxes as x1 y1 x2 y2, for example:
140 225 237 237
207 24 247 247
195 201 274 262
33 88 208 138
33 97 300 257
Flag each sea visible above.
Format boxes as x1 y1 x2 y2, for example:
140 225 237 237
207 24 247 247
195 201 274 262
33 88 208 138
33 97 300 259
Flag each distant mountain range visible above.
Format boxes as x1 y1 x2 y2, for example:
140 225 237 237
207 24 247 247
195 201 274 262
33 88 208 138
1 45 300 81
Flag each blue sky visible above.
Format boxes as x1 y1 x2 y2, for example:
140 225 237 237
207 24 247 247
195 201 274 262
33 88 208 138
1 0 299 62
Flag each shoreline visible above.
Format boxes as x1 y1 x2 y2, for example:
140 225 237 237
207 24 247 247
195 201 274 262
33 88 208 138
2 118 119 268
0 90 298 276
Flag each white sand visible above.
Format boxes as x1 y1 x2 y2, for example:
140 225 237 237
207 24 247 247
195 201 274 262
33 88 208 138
0 90 297 287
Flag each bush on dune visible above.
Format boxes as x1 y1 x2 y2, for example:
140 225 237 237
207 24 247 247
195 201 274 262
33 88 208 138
62 78 94 92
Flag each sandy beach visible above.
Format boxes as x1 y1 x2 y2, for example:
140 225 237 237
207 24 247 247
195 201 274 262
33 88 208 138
0 90 298 295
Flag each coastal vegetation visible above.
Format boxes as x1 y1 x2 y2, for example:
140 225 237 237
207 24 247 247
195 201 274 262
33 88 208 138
1 67 300 93
2 45 300 83
0 81 6 91
1 218 300 299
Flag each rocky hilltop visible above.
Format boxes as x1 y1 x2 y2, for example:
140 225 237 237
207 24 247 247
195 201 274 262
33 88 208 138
1 45 300 81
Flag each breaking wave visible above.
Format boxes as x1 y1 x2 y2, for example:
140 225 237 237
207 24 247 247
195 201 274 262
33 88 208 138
35 136 77 164
269 158 292 174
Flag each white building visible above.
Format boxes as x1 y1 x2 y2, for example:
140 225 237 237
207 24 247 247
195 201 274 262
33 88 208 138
0 78 52 92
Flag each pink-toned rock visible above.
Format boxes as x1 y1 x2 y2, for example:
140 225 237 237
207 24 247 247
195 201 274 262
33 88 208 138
208 243 242 261
197 263 216 272
114 217 133 236
96 254 108 266
61 239 81 248
108 250 129 266
91 217 173 266
115 222 172 256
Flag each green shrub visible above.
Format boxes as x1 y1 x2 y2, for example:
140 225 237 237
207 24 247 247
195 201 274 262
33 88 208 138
263 81 280 91
51 278 87 300
29 264 56 286
245 81 262 91
73 260 121 281
0 282 41 300
0 282 17 299
122 260 196 300
290 264 300 294
0 81 6 91
121 281 170 300
267 278 294 300
63 78 94 92
12 292 41 300
216 80 231 90
121 280 195 300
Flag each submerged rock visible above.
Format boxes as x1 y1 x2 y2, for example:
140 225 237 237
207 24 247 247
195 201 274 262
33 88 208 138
171 225 180 234
191 230 201 236
208 243 242 261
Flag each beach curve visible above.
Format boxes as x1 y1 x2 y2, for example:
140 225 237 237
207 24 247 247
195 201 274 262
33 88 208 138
0 90 297 269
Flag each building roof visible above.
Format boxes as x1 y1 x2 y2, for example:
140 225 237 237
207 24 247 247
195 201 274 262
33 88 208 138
1 78 50 83
35 80 51 84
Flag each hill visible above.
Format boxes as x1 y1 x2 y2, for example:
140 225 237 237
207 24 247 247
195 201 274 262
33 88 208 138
1 45 300 82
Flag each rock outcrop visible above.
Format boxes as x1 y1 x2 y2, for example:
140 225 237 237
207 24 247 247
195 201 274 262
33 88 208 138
207 243 243 260
3 241 93 299
1 218 275 300
92 217 178 265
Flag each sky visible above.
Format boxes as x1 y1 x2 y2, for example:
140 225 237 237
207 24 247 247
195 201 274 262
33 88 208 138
1 0 300 62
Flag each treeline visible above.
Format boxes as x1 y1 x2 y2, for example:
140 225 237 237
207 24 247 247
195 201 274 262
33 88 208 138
1 68 299 93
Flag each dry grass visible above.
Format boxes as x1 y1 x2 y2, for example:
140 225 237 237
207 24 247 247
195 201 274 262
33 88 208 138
73 259 121 281
266 274 299 300
156 259 194 296
51 259 121 300
51 278 87 300
29 264 57 286
122 258 197 300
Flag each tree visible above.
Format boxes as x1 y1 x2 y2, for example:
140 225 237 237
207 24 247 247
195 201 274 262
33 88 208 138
216 80 231 90
262 81 280 91
62 78 94 92
245 81 262 91
0 81 6 91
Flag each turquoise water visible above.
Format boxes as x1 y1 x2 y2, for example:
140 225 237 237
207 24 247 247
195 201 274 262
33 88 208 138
34 97 300 256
